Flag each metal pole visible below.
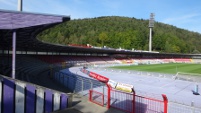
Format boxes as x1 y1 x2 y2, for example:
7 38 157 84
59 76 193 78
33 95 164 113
191 101 195 113
7 47 9 65
107 84 110 109
12 0 23 79
12 30 16 79
149 27 152 52
18 0 23 11
162 94 168 113
103 84 105 105
81 77 83 95
132 91 135 113
195 84 198 93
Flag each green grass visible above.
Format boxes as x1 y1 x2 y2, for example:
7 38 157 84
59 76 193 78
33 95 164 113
110 63 201 74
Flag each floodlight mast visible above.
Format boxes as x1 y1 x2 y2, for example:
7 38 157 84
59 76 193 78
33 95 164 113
149 13 155 52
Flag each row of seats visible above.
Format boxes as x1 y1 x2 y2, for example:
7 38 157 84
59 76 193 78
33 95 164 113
1 55 198 84
0 55 51 84
34 55 118 65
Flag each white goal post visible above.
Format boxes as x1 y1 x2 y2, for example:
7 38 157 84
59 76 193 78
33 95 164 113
173 72 201 82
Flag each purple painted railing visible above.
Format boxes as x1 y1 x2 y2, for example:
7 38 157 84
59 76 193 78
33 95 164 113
0 75 72 113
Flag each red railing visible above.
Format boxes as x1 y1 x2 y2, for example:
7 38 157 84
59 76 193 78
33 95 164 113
135 94 167 113
89 90 104 106
89 88 168 113
110 89 135 113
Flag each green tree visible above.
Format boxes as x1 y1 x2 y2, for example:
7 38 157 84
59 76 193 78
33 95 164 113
37 16 201 53
99 32 109 47
192 49 200 54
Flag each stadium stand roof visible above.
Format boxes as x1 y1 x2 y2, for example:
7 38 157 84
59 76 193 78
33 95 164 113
0 9 71 52
0 9 200 58
0 9 140 54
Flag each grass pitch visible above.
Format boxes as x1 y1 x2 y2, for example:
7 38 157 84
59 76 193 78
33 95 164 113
111 63 201 74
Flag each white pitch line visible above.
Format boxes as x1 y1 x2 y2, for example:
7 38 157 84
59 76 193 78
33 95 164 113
160 80 176 88
174 82 193 95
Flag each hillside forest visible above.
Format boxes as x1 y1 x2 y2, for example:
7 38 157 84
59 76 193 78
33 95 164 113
37 16 201 54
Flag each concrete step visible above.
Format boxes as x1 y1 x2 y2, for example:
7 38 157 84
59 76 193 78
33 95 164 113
53 94 126 113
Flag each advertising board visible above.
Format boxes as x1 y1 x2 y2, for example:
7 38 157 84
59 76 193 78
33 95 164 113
115 82 134 93
89 72 109 83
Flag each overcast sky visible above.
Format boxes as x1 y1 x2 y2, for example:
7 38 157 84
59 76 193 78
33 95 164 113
0 0 201 33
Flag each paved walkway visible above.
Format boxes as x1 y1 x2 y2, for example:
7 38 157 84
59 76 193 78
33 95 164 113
53 94 125 113
36 69 125 113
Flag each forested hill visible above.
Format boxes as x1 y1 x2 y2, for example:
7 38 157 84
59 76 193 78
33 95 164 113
37 16 201 54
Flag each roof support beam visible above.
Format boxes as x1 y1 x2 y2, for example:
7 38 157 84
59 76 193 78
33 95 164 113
12 30 16 79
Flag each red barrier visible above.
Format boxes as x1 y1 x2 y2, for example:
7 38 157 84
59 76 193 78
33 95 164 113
135 94 165 113
89 90 104 106
85 70 168 113
89 87 168 113
108 88 168 113
109 89 135 113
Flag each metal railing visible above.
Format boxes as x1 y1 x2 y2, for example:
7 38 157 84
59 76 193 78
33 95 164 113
168 101 201 113
0 74 72 113
54 71 105 97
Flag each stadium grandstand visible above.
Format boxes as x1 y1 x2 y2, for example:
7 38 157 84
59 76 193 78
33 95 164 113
1 9 201 113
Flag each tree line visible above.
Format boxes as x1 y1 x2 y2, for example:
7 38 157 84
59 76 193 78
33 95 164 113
37 16 201 54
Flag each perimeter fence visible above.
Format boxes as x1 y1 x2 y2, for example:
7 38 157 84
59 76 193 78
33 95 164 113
168 101 201 113
54 70 106 97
